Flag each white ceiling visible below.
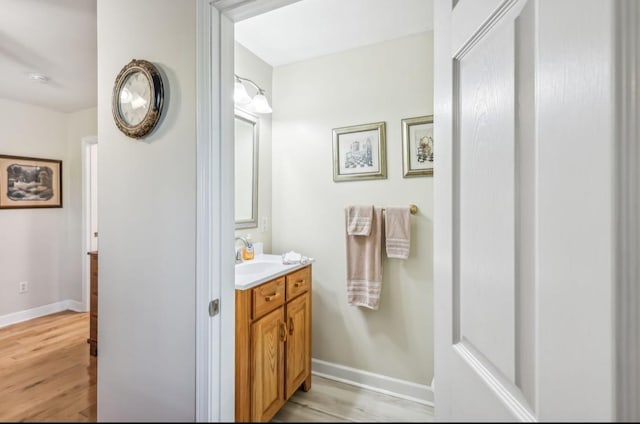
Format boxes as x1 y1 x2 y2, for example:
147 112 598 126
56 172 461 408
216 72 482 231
235 0 433 67
0 0 431 112
0 0 97 113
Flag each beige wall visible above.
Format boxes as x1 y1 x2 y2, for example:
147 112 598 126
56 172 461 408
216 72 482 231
272 32 434 385
0 99 96 318
234 42 273 252
96 0 197 420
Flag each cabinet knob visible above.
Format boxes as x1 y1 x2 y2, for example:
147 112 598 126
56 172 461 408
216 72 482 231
264 293 277 302
280 321 287 342
294 279 304 288
289 317 294 335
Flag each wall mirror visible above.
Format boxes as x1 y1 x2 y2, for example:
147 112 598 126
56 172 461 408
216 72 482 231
235 108 259 229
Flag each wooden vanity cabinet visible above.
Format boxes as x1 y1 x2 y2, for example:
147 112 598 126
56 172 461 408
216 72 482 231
236 265 312 422
87 251 98 356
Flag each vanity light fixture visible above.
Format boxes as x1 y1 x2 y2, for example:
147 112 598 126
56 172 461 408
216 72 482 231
234 74 272 114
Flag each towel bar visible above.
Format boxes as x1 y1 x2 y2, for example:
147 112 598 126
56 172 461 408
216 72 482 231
381 204 418 215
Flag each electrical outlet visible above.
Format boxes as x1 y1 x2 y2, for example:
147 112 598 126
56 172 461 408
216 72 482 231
261 216 269 232
18 281 28 294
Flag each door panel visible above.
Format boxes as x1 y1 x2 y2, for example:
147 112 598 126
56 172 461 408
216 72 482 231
437 0 536 420
251 307 285 421
285 292 310 399
436 0 616 420
456 14 516 382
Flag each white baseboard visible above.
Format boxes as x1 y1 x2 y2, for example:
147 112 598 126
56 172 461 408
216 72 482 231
0 300 86 329
66 299 87 312
311 358 434 406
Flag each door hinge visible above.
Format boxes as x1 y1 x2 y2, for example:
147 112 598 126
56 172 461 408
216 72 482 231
209 299 220 317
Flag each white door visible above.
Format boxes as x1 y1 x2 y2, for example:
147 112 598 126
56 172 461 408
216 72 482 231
82 135 98 312
89 143 98 251
434 0 616 421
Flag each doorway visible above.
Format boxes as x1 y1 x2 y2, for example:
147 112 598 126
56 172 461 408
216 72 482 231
204 0 434 421
82 136 98 312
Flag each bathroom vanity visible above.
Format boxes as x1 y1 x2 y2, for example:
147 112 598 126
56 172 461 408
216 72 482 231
235 256 312 422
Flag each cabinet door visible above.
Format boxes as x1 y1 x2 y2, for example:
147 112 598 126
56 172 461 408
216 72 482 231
285 292 311 400
251 306 286 422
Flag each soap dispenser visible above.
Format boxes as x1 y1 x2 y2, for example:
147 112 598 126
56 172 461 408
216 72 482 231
242 234 255 260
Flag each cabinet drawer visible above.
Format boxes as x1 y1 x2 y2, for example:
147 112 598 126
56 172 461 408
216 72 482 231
286 267 310 300
252 277 285 320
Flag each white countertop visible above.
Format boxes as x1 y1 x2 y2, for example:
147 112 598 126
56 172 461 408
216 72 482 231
235 253 314 290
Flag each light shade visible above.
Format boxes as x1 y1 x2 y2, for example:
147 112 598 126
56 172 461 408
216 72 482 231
251 92 272 114
234 74 273 114
234 81 252 105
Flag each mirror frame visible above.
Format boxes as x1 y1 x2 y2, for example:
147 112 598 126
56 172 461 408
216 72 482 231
234 108 259 229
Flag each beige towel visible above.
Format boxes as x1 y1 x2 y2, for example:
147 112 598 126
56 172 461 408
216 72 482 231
346 205 374 236
385 206 411 259
345 207 383 309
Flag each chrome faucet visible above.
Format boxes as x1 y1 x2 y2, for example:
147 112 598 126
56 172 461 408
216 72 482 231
235 237 249 264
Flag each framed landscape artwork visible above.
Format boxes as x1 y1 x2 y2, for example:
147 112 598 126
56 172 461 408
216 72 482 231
402 115 434 177
332 121 387 182
0 154 62 209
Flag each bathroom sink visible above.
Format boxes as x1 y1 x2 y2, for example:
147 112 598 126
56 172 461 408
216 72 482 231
235 261 281 276
235 253 314 290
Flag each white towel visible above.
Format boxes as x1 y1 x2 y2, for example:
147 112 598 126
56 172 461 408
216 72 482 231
346 205 374 236
385 206 411 259
282 251 311 265
345 207 383 310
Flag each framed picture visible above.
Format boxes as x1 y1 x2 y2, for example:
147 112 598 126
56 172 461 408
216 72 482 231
0 154 63 209
402 115 434 177
332 121 387 182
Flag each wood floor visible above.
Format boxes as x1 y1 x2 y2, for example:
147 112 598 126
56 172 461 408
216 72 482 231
273 375 434 422
0 311 433 422
0 310 96 422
